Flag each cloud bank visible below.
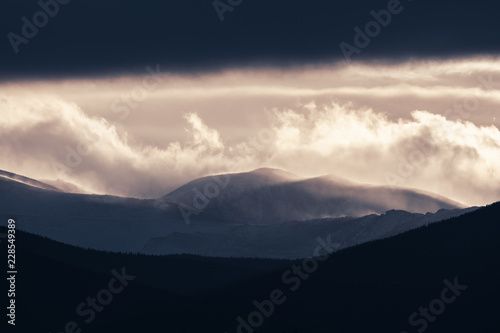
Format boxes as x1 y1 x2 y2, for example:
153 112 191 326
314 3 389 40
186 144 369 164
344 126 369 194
1 94 499 205
0 58 499 205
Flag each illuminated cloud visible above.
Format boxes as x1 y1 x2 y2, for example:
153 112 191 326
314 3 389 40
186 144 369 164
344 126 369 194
266 104 500 206
0 94 229 197
184 113 224 151
0 57 499 205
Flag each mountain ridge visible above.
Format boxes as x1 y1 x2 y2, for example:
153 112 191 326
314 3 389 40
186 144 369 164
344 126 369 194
0 168 475 258
162 167 465 224
0 169 62 192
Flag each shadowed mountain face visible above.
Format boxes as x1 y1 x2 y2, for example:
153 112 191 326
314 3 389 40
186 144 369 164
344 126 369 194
162 168 465 224
0 169 473 258
141 207 478 258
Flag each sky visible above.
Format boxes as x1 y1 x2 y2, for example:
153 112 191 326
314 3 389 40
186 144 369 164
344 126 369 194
1 0 499 206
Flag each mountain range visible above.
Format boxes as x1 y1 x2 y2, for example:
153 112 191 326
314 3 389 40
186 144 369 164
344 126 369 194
161 167 465 224
0 168 474 258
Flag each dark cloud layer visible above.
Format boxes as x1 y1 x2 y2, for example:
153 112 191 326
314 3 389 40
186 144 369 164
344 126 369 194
1 0 499 79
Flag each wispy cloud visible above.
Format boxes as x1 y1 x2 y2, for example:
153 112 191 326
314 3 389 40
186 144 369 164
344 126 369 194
266 103 500 206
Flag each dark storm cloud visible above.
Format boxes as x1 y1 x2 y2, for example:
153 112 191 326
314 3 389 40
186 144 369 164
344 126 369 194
1 0 499 79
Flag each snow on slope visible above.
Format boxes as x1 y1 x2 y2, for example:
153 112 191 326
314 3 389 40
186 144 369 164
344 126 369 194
162 168 466 224
0 169 475 258
0 169 62 192
40 178 89 194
